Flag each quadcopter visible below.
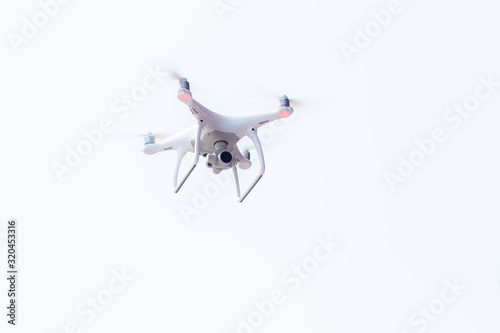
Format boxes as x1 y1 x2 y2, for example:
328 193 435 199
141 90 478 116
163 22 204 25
142 77 294 202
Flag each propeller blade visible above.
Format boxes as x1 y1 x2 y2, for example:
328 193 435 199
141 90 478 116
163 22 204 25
117 131 170 141
170 71 183 81
288 98 303 108
242 83 304 108
278 94 303 108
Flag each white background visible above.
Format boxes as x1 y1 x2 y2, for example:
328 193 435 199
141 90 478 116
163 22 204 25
1 0 499 332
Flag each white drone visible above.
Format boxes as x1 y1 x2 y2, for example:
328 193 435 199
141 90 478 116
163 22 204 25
142 77 294 202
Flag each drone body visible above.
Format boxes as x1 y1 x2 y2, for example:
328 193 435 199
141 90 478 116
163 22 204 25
143 78 294 202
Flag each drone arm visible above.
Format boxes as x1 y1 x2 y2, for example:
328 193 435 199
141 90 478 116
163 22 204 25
174 122 204 193
238 128 265 203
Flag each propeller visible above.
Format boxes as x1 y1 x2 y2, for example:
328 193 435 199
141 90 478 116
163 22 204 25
117 131 170 141
169 71 184 81
166 70 191 91
287 97 303 108
277 94 303 108
240 82 304 108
